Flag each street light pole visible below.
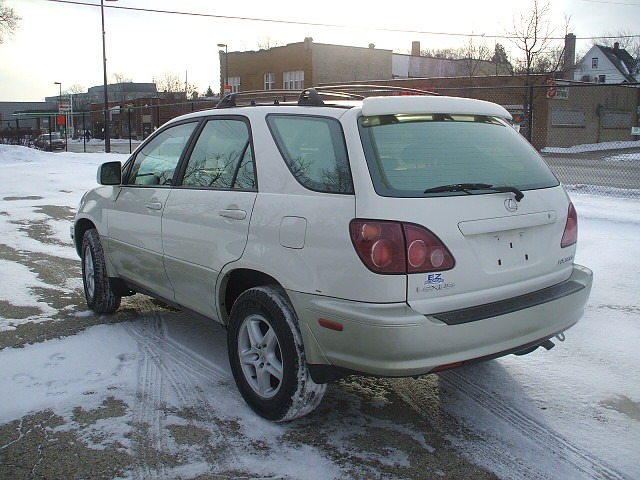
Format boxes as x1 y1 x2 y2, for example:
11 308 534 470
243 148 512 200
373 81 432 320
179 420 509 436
54 81 67 151
101 0 118 153
217 43 228 95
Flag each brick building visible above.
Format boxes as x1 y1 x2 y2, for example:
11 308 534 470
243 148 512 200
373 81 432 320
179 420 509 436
219 37 392 94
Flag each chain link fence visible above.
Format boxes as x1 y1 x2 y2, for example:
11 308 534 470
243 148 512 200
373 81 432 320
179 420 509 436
433 83 640 199
3 84 639 198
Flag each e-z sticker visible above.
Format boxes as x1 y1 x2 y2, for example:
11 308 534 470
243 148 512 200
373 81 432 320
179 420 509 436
417 273 455 293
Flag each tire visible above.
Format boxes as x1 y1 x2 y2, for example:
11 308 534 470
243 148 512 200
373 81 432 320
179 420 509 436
227 285 327 422
81 228 121 314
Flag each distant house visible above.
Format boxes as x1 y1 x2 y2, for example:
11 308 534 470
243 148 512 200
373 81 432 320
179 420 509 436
573 43 639 84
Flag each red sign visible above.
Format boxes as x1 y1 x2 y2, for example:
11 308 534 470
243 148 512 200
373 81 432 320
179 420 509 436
57 114 66 126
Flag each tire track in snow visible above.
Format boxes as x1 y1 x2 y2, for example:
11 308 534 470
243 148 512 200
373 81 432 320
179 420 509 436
438 369 628 480
127 310 169 480
124 297 242 478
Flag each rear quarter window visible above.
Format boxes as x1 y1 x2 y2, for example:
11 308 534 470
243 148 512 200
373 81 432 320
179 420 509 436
359 114 558 198
267 114 353 194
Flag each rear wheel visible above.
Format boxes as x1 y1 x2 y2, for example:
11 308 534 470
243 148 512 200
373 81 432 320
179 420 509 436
227 285 326 421
81 228 121 314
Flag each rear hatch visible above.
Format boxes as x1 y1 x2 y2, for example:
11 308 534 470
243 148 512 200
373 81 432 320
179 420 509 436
356 96 575 314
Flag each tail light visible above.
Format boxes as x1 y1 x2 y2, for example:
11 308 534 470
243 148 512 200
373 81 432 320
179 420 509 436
350 220 455 274
561 202 578 248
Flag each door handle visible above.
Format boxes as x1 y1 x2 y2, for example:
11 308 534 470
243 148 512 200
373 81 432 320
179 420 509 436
219 208 247 220
145 202 162 210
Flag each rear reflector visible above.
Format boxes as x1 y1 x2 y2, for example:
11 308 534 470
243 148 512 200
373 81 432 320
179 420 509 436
429 361 464 373
318 319 344 331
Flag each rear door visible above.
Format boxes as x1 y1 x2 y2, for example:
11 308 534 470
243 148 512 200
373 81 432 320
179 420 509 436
162 116 257 319
106 121 199 300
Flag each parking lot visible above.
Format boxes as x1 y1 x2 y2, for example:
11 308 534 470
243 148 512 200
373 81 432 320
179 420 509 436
543 146 640 191
0 144 638 479
64 139 142 154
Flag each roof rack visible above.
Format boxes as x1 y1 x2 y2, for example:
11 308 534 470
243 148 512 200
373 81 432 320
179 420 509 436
216 84 436 109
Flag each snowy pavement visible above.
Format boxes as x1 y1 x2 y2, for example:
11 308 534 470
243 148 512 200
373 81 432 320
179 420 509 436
0 144 638 479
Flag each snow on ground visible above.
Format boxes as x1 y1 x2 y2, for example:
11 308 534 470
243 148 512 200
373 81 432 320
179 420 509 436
541 140 640 154
0 144 639 479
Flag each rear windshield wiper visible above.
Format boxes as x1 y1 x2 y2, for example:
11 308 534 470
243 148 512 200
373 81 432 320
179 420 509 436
424 183 524 202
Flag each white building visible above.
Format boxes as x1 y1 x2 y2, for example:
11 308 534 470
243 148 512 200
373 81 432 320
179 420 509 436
573 43 639 84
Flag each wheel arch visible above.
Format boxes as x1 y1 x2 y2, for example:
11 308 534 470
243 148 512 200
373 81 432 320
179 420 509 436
219 268 281 324
74 218 97 257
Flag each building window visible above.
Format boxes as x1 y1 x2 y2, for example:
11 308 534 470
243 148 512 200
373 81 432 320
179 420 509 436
283 71 304 90
228 76 240 93
591 57 598 69
264 73 276 90
598 74 606 83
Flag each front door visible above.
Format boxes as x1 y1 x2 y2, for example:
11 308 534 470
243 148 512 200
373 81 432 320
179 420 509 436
106 121 199 300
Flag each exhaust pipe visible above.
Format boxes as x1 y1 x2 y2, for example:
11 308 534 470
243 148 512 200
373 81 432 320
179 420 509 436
540 339 555 350
514 338 555 355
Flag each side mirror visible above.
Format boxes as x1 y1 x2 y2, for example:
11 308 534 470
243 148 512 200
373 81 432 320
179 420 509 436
97 161 122 185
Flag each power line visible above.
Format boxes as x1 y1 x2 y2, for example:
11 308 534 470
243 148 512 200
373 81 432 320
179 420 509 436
580 0 640 6
46 0 640 42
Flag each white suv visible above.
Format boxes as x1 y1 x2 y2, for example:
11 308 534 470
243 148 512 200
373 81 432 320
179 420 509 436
72 86 593 421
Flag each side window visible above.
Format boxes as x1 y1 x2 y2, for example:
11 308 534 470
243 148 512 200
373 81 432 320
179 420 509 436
126 122 197 186
182 119 256 190
266 115 353 194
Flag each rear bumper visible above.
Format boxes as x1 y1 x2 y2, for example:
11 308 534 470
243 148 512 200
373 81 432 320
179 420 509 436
289 264 592 379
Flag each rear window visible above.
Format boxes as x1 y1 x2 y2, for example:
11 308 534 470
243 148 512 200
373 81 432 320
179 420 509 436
359 114 558 198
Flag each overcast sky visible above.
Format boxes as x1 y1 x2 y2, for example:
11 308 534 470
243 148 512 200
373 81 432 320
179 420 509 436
1 0 638 101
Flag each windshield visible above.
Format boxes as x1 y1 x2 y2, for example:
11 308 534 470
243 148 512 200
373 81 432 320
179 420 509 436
358 114 558 198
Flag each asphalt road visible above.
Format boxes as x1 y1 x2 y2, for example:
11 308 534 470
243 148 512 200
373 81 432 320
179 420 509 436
542 147 640 191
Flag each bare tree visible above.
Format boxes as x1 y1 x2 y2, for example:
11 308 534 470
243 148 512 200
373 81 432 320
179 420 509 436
153 72 199 102
0 0 20 44
112 72 132 84
506 0 561 76
154 72 182 93
65 84 85 95
63 84 88 112
458 38 493 77
421 47 462 59
153 72 183 102
257 37 284 50
421 39 506 77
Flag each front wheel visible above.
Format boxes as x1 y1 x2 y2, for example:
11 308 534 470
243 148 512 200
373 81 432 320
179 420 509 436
81 228 121 314
227 285 326 421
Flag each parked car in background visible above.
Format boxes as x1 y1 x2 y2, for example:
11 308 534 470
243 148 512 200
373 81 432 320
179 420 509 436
34 132 65 151
72 86 593 422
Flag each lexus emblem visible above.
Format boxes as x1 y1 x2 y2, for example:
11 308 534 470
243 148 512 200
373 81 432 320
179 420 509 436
504 198 518 212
